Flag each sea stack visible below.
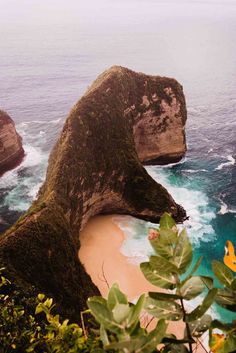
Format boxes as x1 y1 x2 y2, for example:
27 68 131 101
0 66 187 319
0 110 24 175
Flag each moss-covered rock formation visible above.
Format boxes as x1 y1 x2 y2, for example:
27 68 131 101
0 110 24 175
0 66 187 320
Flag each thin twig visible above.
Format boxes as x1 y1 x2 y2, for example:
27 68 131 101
180 298 194 353
196 337 210 353
80 310 90 339
145 316 155 329
101 261 109 289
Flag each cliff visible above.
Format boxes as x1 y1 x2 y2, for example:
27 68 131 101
0 66 187 319
0 111 24 175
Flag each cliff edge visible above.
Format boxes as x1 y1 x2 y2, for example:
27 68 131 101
0 66 187 319
0 111 24 175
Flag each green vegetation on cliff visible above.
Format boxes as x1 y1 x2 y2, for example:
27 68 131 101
0 67 187 319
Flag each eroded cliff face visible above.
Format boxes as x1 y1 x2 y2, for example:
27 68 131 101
0 67 187 319
0 111 24 175
132 86 186 164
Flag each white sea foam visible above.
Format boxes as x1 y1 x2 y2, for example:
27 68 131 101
184 169 207 173
147 166 216 245
114 166 216 264
112 215 153 264
28 182 42 199
1 145 48 212
18 118 62 125
218 200 236 215
22 145 46 168
156 157 186 169
215 155 235 170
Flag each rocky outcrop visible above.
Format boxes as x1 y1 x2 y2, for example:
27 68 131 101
0 67 187 320
0 110 24 175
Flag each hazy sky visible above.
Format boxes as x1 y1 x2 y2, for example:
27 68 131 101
1 0 235 27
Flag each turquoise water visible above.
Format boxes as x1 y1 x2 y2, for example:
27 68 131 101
0 0 236 321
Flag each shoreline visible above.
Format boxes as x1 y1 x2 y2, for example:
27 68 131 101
79 215 198 342
79 215 162 299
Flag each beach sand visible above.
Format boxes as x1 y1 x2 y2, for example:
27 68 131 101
79 215 207 352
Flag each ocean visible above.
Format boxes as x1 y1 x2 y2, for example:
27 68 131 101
0 0 236 321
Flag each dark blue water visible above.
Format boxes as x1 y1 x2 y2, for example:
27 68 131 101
0 0 236 321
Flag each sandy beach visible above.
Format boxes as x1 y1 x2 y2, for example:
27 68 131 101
79 215 161 298
78 215 208 352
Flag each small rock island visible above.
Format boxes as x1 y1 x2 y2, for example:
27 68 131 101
0 110 24 175
0 66 187 319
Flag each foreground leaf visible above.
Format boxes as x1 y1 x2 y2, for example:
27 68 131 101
87 298 123 333
149 292 182 301
186 314 212 337
140 262 176 289
100 325 109 346
162 343 189 353
186 288 218 322
150 229 178 259
127 294 145 329
137 319 167 353
160 212 176 230
212 260 234 287
180 276 205 300
150 255 179 274
144 296 183 321
107 283 128 310
173 229 192 274
215 288 236 311
112 304 130 324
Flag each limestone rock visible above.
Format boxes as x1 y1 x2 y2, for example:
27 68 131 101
0 67 187 320
0 110 24 175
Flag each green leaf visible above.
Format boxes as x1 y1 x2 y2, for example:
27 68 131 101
181 256 203 286
173 229 192 274
215 288 236 311
140 262 176 289
188 256 203 275
37 293 45 301
144 296 183 321
180 276 205 300
212 260 234 287
230 278 236 291
127 294 145 329
35 303 43 315
150 255 179 274
106 336 147 351
211 319 236 331
224 332 236 353
160 212 176 230
107 283 128 310
149 291 182 301
137 319 168 353
150 229 178 259
100 325 109 346
112 304 130 324
200 276 214 289
87 298 123 333
186 314 212 337
162 343 189 353
186 288 218 322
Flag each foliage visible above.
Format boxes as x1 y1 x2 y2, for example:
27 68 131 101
88 213 236 353
0 273 100 352
87 283 167 352
1 213 236 353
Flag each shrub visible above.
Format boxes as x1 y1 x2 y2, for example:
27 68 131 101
1 213 236 352
88 213 236 353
